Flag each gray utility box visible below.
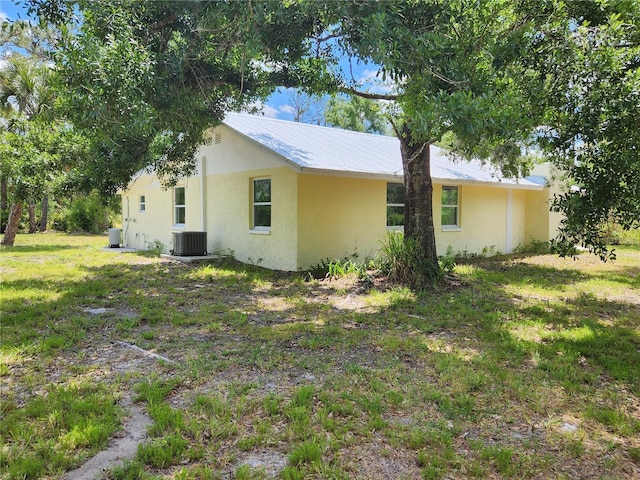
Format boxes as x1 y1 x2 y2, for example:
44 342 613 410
172 231 207 256
108 228 121 248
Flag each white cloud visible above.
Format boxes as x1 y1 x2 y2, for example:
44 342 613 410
359 69 382 82
260 104 281 119
358 68 399 95
277 104 295 115
242 101 292 119
243 101 287 118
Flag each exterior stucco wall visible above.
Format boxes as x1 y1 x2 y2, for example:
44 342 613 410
204 166 298 271
525 163 564 244
121 173 204 253
200 126 298 271
296 174 388 269
434 184 521 255
525 189 552 243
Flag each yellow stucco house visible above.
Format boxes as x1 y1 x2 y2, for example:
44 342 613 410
121 114 561 270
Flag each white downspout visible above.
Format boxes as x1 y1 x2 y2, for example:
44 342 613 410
124 196 130 248
200 156 206 231
506 189 513 254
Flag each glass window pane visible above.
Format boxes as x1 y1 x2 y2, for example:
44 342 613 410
442 186 458 205
387 183 404 204
387 206 404 226
254 205 271 227
254 179 271 203
175 187 185 205
176 206 185 224
441 206 457 226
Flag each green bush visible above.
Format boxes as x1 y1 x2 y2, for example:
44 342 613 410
602 223 640 246
52 192 120 233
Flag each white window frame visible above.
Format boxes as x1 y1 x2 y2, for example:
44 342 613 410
386 183 404 230
441 185 460 229
251 177 271 232
139 195 146 213
174 187 186 227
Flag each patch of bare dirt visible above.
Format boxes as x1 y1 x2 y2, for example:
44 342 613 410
235 451 288 477
338 434 423 479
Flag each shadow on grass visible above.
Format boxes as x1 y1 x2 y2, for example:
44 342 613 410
0 244 80 253
4 247 639 394
450 257 640 394
4 242 640 480
461 258 590 291
591 265 640 288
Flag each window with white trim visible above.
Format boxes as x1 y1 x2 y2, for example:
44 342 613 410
386 183 404 227
441 186 459 228
139 195 146 213
252 178 271 229
174 187 185 225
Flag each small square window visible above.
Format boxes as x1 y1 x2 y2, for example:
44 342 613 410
139 195 146 213
253 178 271 229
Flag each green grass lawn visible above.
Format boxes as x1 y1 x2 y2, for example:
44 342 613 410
1 233 639 479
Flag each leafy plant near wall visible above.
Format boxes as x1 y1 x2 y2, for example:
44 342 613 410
144 240 164 257
305 257 367 281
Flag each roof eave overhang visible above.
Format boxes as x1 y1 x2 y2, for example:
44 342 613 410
299 168 544 190
431 176 545 190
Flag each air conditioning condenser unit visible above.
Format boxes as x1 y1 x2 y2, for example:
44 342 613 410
173 231 207 256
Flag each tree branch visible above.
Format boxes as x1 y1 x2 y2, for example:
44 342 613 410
148 14 179 32
340 87 398 101
314 32 342 43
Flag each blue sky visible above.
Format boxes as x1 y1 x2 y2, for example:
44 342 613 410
1 0 388 122
0 0 23 23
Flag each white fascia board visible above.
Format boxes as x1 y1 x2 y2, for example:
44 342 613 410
431 176 545 190
297 167 544 190
297 167 403 182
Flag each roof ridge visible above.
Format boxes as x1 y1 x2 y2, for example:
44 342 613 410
225 112 395 140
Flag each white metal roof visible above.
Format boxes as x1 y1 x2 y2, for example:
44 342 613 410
223 113 543 189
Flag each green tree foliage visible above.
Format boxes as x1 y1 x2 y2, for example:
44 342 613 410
520 0 640 260
325 94 391 135
28 0 332 193
0 52 56 245
29 0 540 279
308 1 541 279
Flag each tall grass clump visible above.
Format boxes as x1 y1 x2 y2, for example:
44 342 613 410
305 257 367 280
378 232 444 287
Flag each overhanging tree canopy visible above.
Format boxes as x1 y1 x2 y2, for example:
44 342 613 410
520 0 640 260
28 0 639 278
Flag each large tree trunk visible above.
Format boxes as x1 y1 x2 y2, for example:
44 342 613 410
398 127 440 279
0 176 7 234
28 201 37 233
1 202 24 246
40 196 49 232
